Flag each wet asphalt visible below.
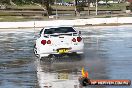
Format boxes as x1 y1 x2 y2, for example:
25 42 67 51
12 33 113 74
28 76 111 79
0 26 132 88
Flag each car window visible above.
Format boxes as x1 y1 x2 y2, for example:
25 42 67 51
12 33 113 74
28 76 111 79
44 27 76 34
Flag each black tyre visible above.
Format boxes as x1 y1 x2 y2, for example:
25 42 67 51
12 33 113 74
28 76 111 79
79 77 91 86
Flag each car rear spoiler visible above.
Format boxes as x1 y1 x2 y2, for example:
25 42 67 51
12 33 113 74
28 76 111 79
44 32 80 38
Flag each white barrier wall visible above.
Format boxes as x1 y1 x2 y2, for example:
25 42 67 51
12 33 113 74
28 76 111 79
0 17 132 28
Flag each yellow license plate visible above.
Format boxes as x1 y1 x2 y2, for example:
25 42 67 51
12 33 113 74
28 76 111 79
58 73 69 79
58 49 69 54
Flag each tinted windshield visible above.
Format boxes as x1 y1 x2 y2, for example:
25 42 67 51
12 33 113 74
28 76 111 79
44 27 76 34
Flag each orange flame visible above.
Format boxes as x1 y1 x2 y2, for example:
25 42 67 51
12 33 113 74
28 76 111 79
81 67 89 78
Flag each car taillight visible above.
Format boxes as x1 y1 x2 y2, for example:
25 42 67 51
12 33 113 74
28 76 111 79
41 40 46 45
47 40 51 44
77 37 82 42
72 38 76 42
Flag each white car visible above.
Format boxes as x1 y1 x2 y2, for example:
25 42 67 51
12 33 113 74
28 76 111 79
34 26 84 59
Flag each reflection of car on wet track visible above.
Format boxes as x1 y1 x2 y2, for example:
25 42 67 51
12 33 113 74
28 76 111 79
34 26 84 59
36 60 82 88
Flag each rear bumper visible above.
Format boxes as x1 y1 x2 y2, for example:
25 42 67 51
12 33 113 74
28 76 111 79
37 44 84 58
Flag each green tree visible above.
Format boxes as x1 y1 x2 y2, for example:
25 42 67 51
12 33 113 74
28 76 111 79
32 0 54 16
42 0 52 16
0 0 10 4
74 0 85 16
75 0 100 16
33 0 54 16
87 0 93 16
12 0 31 5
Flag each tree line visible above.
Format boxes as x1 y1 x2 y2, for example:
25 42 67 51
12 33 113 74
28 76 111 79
0 0 98 16
0 0 54 5
0 0 127 16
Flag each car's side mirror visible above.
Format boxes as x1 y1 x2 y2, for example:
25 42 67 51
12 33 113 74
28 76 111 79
34 34 39 39
79 31 81 34
39 33 41 37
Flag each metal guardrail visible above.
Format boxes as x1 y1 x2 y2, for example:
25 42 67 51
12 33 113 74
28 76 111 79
0 8 122 16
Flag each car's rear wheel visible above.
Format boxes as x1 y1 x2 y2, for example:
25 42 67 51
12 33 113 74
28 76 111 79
33 44 40 58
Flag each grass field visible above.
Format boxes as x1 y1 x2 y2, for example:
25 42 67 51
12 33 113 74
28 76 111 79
0 2 129 22
63 0 73 2
6 3 127 11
